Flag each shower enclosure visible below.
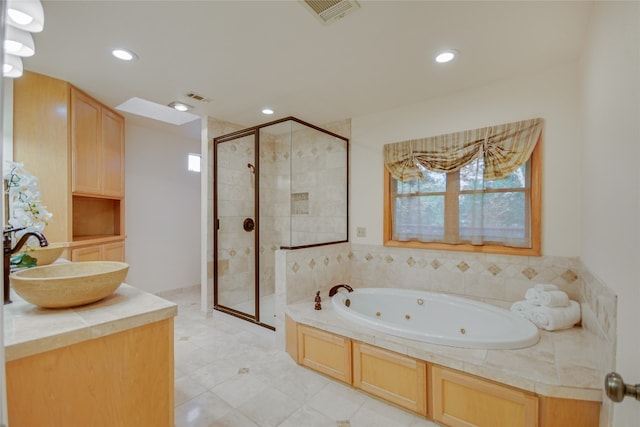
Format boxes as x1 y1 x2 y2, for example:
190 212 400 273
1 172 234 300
213 117 349 330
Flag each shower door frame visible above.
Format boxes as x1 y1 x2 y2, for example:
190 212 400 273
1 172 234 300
213 116 350 330
213 128 269 329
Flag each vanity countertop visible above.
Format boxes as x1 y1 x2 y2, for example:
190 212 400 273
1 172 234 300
287 301 603 402
3 283 177 362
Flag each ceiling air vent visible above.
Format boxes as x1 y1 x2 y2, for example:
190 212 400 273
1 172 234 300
185 92 210 103
300 0 360 25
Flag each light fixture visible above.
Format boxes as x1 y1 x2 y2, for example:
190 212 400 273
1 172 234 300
112 48 138 61
435 49 458 63
4 25 35 57
6 0 45 33
3 54 24 78
262 108 274 115
168 101 194 112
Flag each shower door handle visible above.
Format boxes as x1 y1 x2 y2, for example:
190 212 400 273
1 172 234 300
243 218 255 232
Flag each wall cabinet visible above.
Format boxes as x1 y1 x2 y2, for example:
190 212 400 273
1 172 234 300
71 88 124 198
13 71 125 261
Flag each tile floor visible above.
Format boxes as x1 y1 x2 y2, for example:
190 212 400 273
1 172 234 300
162 287 439 427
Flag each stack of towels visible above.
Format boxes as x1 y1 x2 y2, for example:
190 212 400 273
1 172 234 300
510 284 581 331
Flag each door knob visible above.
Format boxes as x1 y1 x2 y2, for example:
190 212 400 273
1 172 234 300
605 372 640 402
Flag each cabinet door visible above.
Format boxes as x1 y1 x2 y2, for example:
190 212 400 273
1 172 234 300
538 396 600 427
297 325 352 384
101 109 124 197
353 342 427 416
432 365 538 427
103 241 125 262
71 245 102 262
71 88 102 195
6 319 174 426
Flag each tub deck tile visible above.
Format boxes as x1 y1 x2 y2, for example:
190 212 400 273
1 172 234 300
286 302 602 402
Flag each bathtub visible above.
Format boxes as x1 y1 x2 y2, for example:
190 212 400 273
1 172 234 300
331 288 539 350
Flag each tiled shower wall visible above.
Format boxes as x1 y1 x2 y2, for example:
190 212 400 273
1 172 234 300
276 242 616 379
287 123 348 246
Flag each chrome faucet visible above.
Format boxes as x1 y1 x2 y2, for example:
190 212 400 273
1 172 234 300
3 228 48 304
328 283 353 297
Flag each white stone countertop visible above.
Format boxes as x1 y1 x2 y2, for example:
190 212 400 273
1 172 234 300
3 283 178 362
287 301 604 402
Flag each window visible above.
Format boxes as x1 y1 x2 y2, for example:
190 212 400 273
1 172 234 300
384 126 542 256
188 153 201 172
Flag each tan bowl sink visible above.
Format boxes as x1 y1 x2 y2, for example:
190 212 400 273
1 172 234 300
30 243 67 266
10 261 129 308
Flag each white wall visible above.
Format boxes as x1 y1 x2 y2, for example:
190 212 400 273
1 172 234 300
350 61 582 257
125 119 201 294
580 2 640 425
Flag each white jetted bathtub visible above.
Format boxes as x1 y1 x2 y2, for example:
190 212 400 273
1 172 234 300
331 288 539 349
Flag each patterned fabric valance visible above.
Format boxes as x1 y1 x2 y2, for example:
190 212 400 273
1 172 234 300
384 118 543 182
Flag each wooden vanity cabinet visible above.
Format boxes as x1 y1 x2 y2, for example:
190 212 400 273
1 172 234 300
353 342 427 416
6 318 174 427
13 71 126 261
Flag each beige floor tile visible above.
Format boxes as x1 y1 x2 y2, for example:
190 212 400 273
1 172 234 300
174 390 233 427
167 287 442 427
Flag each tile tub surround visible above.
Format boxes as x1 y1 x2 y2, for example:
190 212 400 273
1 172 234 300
286 301 603 402
3 283 178 361
276 242 615 423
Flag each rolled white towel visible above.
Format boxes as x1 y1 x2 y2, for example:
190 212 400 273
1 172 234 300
525 284 561 305
510 300 537 319
538 290 569 308
534 283 558 292
524 288 541 304
529 300 581 331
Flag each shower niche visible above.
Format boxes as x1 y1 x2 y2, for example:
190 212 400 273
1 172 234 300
213 117 349 330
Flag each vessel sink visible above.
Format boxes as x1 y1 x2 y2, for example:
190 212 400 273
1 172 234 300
30 242 67 266
10 261 129 308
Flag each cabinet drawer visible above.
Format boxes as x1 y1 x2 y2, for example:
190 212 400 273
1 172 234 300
297 324 351 384
432 365 538 427
353 342 427 416
71 241 125 262
71 245 102 262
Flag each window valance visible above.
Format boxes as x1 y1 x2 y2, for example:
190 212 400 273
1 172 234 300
384 118 543 182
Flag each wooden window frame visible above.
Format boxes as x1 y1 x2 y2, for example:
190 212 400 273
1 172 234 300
383 138 542 256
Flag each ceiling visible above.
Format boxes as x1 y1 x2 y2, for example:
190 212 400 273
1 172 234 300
23 1 593 133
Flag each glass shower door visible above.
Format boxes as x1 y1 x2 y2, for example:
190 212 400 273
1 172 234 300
214 131 258 322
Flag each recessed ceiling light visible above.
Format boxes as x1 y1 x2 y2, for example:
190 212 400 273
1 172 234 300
262 108 274 115
435 49 457 63
168 101 194 112
112 48 138 61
